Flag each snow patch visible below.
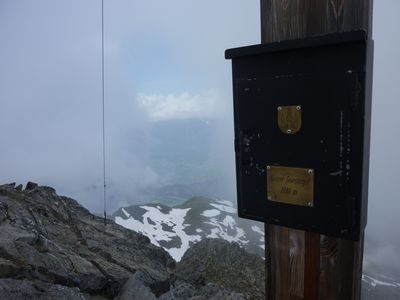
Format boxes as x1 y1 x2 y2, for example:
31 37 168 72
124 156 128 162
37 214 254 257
121 208 130 218
205 217 248 244
362 275 400 288
215 199 233 206
210 203 236 214
222 215 236 229
251 225 264 235
201 209 220 217
115 206 201 261
115 199 265 262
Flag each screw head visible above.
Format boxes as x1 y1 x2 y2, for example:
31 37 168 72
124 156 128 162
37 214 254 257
266 165 271 170
277 106 282 111
308 169 313 174
307 202 313 207
296 105 301 110
268 196 272 200
287 129 292 134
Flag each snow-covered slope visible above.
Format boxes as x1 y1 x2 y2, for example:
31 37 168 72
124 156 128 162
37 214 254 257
113 196 264 261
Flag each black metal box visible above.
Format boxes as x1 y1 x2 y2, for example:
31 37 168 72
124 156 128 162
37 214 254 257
225 31 373 240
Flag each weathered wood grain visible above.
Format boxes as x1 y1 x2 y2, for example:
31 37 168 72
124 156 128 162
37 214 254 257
304 232 320 300
261 0 372 43
339 0 373 35
267 225 290 300
266 226 365 300
266 226 306 300
318 235 365 299
319 235 340 300
289 229 305 298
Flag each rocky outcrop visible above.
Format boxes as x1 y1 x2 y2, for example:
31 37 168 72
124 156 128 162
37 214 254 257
174 238 265 300
0 183 172 299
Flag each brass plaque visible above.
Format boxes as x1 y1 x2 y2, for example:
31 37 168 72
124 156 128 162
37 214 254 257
277 105 302 135
267 166 314 207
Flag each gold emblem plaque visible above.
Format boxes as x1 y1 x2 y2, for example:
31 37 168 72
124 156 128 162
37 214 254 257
277 105 302 135
267 166 314 207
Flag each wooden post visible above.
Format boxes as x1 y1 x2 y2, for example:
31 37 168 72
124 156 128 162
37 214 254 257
261 1 373 299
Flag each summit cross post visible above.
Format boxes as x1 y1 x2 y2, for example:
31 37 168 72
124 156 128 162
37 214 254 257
260 1 373 299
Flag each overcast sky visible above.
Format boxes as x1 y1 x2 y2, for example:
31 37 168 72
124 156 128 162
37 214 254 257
1 0 400 274
0 0 259 211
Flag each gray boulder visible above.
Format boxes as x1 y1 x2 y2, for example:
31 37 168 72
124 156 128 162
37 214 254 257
114 271 157 300
25 181 38 190
0 278 86 300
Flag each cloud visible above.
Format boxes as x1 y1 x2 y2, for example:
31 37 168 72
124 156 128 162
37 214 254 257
137 90 223 122
364 243 400 275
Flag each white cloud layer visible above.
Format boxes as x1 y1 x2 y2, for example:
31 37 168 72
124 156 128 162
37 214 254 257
137 90 223 121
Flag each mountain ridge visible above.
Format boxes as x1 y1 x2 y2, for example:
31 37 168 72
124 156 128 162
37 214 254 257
113 196 265 261
0 182 257 299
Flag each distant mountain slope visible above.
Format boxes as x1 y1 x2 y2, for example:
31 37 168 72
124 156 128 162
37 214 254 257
146 179 236 205
113 196 264 261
